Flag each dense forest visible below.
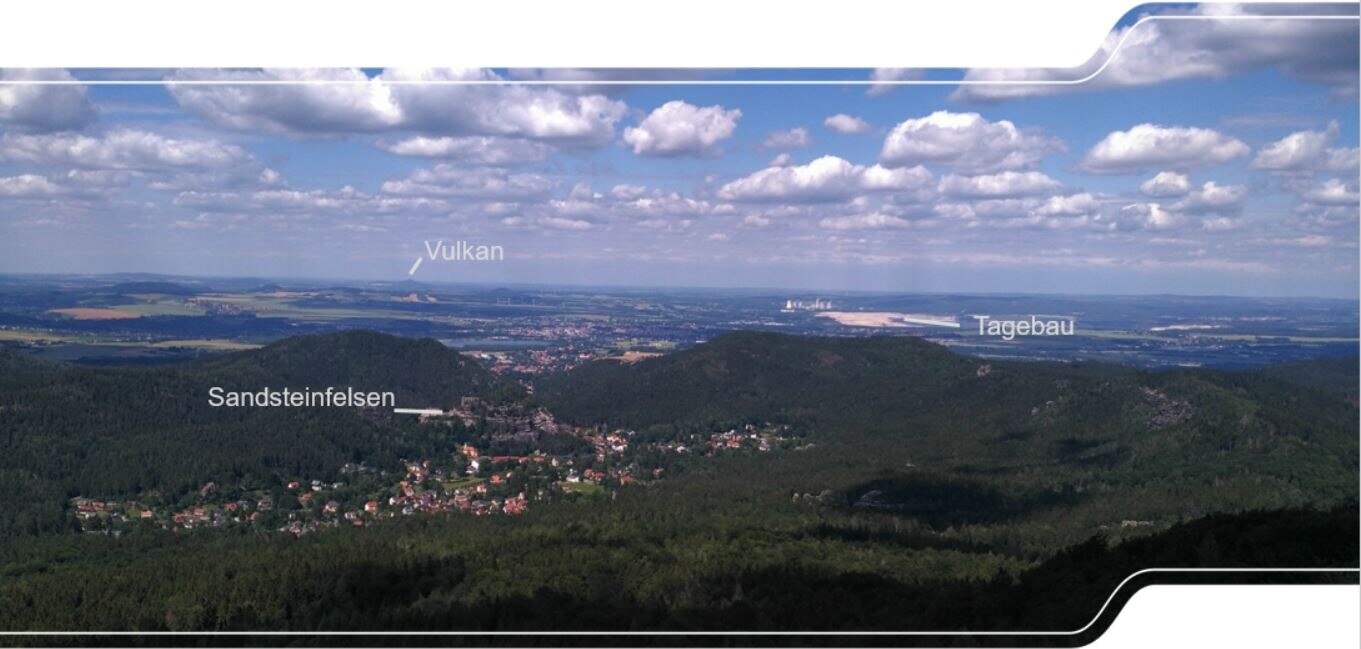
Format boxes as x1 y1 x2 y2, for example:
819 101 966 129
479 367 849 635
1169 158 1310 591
0 331 521 536
0 330 1355 634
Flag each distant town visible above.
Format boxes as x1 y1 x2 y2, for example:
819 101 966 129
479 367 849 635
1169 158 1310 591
69 398 798 537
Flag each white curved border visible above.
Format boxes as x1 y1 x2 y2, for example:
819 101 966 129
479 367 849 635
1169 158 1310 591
2 568 1356 636
0 8 1356 641
0 14 1357 87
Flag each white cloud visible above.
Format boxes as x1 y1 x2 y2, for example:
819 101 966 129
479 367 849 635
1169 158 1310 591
879 111 1062 173
1122 202 1185 230
1173 181 1247 214
1036 192 1101 216
376 136 551 165
0 129 254 172
380 164 554 199
768 152 793 167
932 193 1105 229
819 212 911 230
1301 178 1360 206
823 114 873 135
867 68 924 97
1251 121 1359 172
0 174 65 197
1139 171 1191 197
168 68 627 148
622 100 741 157
540 216 593 230
1079 124 1249 174
717 155 932 203
174 186 446 217
0 129 274 193
742 213 772 228
938 171 1062 199
1201 217 1240 232
952 5 1360 102
761 127 810 150
0 69 96 133
609 184 647 200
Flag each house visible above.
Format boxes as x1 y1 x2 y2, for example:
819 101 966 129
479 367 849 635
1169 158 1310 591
364 500 379 514
323 500 340 514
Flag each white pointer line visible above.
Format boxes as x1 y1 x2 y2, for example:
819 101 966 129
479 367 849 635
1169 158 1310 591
902 317 961 328
407 256 423 276
394 407 443 416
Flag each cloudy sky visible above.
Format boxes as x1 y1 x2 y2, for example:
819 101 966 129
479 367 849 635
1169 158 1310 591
0 5 1357 297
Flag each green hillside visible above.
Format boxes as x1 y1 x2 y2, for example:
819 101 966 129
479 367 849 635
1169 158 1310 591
0 329 1354 632
540 331 1358 548
0 331 518 535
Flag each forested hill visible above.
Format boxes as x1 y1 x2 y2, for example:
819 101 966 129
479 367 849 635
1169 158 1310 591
539 330 1356 435
536 330 992 429
0 331 518 535
1261 356 1359 401
538 331 1358 519
200 330 518 404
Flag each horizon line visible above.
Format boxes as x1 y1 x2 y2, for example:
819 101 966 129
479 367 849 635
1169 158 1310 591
0 270 1356 303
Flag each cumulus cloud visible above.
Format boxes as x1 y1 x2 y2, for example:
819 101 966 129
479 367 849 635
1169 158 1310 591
0 69 96 133
0 174 66 197
622 100 741 157
174 186 446 217
823 114 873 135
933 193 1106 229
1122 202 1184 230
1251 121 1359 172
879 111 1062 173
938 171 1062 199
1036 192 1101 216
742 213 773 228
376 136 551 165
819 212 912 230
1172 181 1247 214
761 127 810 150
0 129 277 193
610 184 647 200
539 216 593 230
1201 217 1240 231
952 5 1360 102
536 183 729 230
867 68 925 97
1079 124 1249 174
717 155 933 203
168 68 627 148
1139 171 1191 197
1301 178 1360 206
380 164 554 199
0 129 253 171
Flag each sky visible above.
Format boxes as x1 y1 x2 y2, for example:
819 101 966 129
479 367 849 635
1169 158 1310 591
0 4 1358 298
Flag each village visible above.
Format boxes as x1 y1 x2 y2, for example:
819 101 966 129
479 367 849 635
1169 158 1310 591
68 403 798 537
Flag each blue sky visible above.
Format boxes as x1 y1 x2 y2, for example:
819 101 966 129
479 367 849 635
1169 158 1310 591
0 5 1357 297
